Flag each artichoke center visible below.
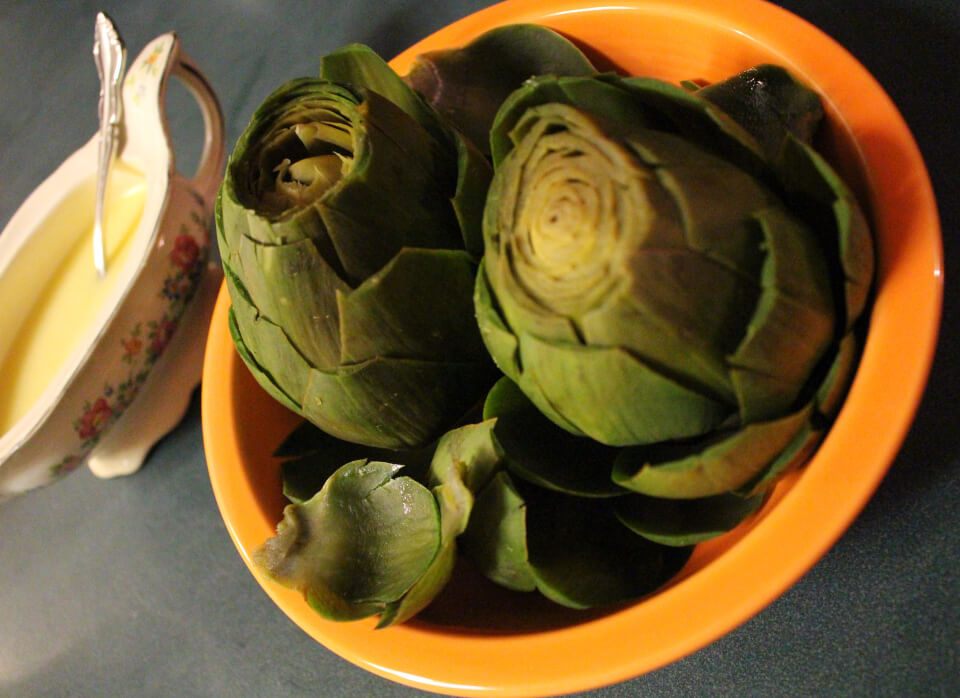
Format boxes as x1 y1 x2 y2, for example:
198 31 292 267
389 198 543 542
503 107 646 317
260 116 356 214
528 173 598 276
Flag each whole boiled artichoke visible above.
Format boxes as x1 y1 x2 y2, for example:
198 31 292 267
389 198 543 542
217 55 496 449
475 66 873 497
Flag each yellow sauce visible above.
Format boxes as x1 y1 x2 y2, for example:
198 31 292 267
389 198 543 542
0 162 147 435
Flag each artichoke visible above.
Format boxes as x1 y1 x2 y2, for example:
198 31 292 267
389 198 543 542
475 66 873 495
403 23 598 156
256 416 505 627
217 51 496 449
241 29 876 624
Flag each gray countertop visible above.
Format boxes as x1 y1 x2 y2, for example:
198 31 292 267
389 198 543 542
1 1 958 696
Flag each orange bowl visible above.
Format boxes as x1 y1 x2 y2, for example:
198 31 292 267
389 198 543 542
201 0 943 695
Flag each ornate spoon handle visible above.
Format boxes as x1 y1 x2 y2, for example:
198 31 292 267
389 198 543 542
92 11 126 277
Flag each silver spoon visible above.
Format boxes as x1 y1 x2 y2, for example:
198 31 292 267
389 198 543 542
92 12 126 277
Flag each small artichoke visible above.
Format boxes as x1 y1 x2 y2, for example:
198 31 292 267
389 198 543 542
217 51 496 449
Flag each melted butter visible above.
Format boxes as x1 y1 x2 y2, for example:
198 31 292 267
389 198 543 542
0 162 147 436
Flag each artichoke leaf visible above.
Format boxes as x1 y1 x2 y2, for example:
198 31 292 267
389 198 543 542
231 230 347 369
613 402 813 498
318 43 494 259
302 356 494 450
696 64 825 160
491 74 663 166
728 205 836 422
224 265 312 411
580 296 734 406
627 128 771 275
517 332 732 446
522 481 691 609
253 459 441 622
463 472 692 608
227 307 302 415
775 135 874 330
276 422 435 504
378 420 507 627
461 470 536 591
616 75 768 176
816 331 859 419
320 43 450 147
474 261 522 381
451 132 493 259
337 247 486 364
405 24 596 156
317 89 464 281
615 490 765 547
427 419 505 510
377 542 457 628
733 415 824 497
731 332 859 497
483 376 624 497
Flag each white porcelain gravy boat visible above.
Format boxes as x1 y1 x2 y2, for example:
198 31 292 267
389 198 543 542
0 30 224 498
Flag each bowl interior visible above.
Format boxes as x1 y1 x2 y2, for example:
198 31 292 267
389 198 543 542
203 0 942 695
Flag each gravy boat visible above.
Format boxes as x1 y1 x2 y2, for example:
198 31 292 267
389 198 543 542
0 29 225 498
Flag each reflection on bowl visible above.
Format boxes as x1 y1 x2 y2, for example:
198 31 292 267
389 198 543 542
202 0 942 695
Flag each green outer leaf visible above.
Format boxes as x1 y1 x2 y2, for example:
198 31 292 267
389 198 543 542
451 132 493 259
301 356 495 450
405 23 597 156
484 376 624 497
522 482 692 609
253 460 440 622
427 419 505 503
277 423 435 504
377 541 457 628
728 205 836 422
224 265 311 412
613 403 813 498
697 64 825 160
474 261 522 381
775 135 874 331
379 420 506 627
816 331 859 419
616 75 767 176
490 74 663 167
314 88 463 281
320 43 450 146
733 416 823 497
227 307 300 415
230 225 346 369
461 470 537 592
516 333 731 446
338 248 486 363
318 45 494 260
464 470 693 609
615 491 765 546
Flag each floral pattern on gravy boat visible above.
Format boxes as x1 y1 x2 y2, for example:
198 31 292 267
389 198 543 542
0 31 225 498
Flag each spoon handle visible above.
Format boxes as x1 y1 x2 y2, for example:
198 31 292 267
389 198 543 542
92 12 126 277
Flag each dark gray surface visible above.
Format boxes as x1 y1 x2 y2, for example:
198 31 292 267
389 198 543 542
1 1 957 696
